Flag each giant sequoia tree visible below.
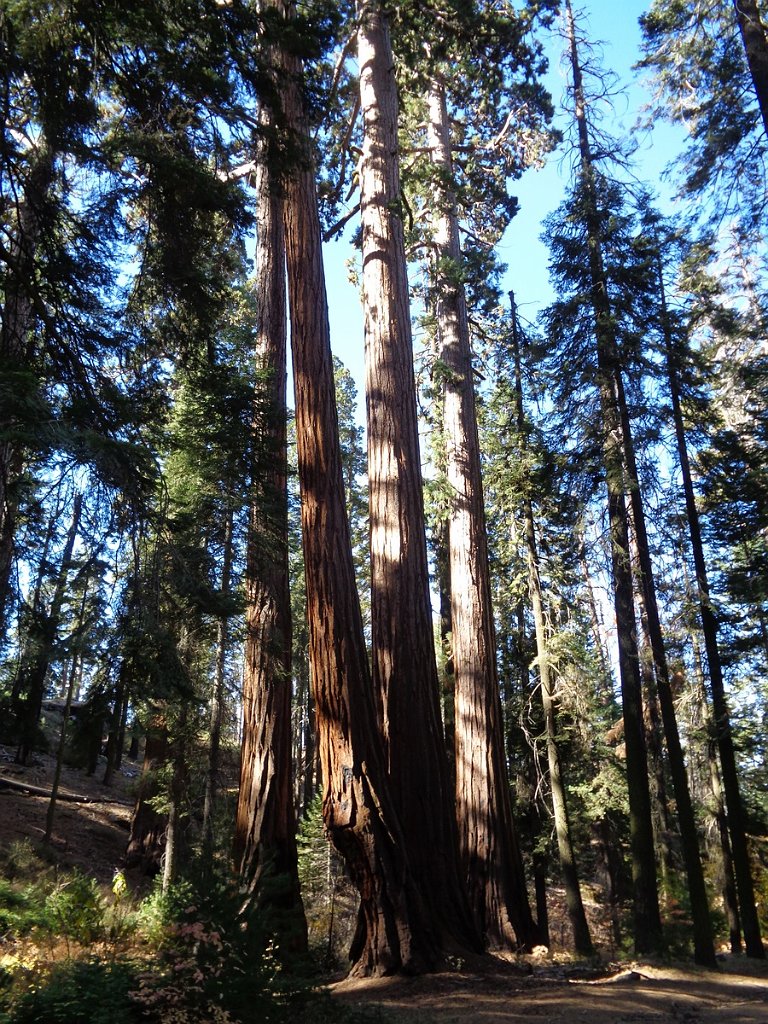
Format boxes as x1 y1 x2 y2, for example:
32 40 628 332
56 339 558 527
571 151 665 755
356 0 482 957
233 111 306 948
416 12 547 947
273 0 440 975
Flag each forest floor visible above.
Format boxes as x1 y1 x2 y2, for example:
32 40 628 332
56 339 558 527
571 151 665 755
1 742 767 1024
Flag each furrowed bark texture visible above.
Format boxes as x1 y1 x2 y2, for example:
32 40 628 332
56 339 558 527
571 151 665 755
279 1 434 975
424 77 535 951
233 122 307 950
357 2 481 957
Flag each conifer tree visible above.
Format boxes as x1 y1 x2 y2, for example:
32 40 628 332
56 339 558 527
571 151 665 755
356 0 481 956
234 106 307 948
273 0 440 975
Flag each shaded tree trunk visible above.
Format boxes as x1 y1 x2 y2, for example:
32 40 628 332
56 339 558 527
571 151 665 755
124 715 168 875
617 350 716 966
510 298 593 957
0 145 54 633
659 255 764 958
44 581 89 844
103 660 128 787
233 116 306 950
357 2 481 956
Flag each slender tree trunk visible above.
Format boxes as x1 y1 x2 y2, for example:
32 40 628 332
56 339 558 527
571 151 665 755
357 3 481 956
515 600 551 949
0 145 54 633
565 0 663 956
44 582 89 844
617 359 716 966
733 0 768 138
203 507 233 850
633 557 675 890
576 526 611 696
233 117 306 949
15 492 82 765
433 520 456 784
658 251 764 958
510 299 593 957
278 1 437 974
162 719 186 894
103 661 128 787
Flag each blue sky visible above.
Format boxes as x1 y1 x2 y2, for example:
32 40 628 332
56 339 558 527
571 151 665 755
322 0 688 411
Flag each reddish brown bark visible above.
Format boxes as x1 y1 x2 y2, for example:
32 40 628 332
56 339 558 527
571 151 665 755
357 2 481 957
233 116 306 949
422 76 536 951
277 0 436 975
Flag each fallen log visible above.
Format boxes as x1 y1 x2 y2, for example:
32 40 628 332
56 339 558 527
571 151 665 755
0 773 91 803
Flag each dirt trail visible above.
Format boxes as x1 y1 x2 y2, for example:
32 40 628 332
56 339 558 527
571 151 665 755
332 956 768 1023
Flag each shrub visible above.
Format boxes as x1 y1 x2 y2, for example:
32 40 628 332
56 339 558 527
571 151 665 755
1 958 140 1024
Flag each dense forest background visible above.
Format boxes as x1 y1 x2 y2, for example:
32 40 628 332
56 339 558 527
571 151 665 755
1 0 768 1017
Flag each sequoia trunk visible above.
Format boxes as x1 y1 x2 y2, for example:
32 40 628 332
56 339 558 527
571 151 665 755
357 2 481 955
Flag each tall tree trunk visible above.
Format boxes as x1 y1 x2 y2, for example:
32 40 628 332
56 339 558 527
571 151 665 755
658 254 764 958
733 0 768 137
233 118 306 950
357 2 481 956
617 355 716 966
565 0 663 956
277 0 436 975
515 599 551 950
633 555 675 890
510 298 593 957
203 507 233 850
0 145 54 633
691 645 742 954
424 75 536 951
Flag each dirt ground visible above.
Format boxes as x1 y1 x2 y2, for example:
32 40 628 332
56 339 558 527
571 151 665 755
1 743 767 1024
0 741 136 884
332 956 768 1024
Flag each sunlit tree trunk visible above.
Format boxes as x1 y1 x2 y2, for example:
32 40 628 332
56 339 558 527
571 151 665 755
424 76 536 951
357 1 481 956
279 0 435 975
